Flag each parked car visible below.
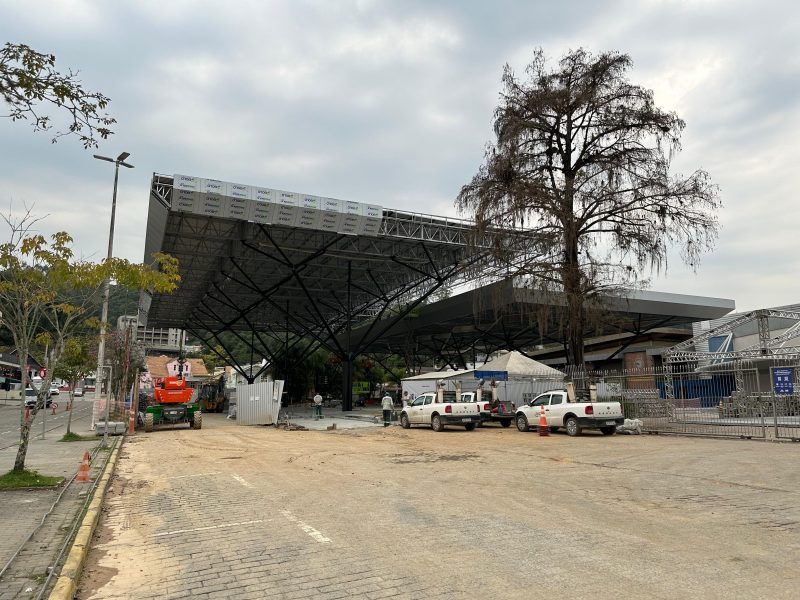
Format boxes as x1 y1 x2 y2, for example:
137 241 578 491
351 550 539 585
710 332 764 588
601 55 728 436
49 384 60 397
24 388 53 408
73 387 84 397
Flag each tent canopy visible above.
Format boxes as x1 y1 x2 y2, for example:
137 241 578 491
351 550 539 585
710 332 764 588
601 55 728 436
479 351 564 379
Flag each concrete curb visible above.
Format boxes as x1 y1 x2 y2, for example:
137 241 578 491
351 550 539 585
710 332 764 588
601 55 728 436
47 440 122 600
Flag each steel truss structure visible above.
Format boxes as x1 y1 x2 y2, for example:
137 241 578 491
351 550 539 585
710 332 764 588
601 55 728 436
142 174 734 409
346 280 735 370
141 174 518 409
662 309 800 401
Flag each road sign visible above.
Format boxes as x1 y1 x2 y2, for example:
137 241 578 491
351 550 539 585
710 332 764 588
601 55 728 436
38 368 46 379
773 367 794 395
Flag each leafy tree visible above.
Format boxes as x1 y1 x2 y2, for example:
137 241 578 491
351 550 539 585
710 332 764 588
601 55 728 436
457 48 720 367
105 327 145 418
1 42 115 147
0 213 180 472
54 336 95 435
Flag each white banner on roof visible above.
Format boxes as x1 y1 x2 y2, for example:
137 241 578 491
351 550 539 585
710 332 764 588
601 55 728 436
172 174 384 236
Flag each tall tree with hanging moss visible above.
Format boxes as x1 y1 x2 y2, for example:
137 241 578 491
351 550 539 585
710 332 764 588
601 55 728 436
0 42 115 147
457 48 721 367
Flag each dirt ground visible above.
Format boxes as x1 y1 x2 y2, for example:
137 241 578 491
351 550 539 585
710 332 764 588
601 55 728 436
79 414 800 599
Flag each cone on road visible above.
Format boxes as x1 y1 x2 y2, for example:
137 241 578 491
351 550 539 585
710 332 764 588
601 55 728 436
538 406 549 436
76 451 91 483
51 402 57 415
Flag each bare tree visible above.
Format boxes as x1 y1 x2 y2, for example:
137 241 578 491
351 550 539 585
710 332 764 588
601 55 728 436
0 42 115 147
457 48 721 367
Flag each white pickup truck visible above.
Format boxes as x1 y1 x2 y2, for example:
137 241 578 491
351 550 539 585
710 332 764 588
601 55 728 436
515 389 624 436
460 391 514 427
400 391 482 431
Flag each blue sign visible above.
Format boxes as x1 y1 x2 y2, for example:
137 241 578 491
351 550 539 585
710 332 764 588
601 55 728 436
474 370 508 381
773 368 794 395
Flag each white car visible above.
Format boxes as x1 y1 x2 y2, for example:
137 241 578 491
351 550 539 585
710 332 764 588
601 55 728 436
49 384 60 397
73 387 84 397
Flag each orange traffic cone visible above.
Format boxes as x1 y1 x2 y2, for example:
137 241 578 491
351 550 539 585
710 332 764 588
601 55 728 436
51 402 57 415
76 451 91 483
538 405 549 436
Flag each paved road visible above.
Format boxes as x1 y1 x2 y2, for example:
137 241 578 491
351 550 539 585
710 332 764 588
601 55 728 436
80 414 800 599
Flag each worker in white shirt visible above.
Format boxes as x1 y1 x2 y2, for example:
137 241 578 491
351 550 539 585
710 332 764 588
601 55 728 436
381 393 394 427
313 392 323 419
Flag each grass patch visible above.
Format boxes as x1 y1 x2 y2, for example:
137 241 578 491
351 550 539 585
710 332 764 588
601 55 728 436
60 432 94 442
0 469 63 489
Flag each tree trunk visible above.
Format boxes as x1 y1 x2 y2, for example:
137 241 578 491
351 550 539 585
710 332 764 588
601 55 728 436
14 349 32 472
562 175 586 370
66 385 75 436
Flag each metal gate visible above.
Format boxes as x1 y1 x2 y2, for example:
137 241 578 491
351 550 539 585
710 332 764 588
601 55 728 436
235 380 284 426
569 366 800 440
773 396 800 441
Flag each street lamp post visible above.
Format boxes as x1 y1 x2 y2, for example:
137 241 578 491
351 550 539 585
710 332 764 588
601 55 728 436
92 152 134 429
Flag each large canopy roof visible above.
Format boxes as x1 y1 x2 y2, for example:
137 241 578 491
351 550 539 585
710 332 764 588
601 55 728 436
344 279 735 366
140 172 734 378
140 173 505 370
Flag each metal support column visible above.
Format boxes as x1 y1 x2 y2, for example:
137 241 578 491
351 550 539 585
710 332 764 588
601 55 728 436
342 261 353 412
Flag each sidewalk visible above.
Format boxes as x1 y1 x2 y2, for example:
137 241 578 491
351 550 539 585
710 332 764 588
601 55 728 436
0 400 108 599
276 403 396 430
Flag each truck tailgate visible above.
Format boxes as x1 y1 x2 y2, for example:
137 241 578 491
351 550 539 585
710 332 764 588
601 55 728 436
592 402 623 418
450 403 479 415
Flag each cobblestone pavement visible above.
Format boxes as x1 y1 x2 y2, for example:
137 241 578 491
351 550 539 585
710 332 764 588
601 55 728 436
0 400 105 599
80 414 800 600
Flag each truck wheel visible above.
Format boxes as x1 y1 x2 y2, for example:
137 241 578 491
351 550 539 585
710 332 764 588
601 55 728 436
600 426 615 436
516 414 529 432
400 413 410 429
431 414 444 432
565 417 582 437
193 411 203 430
500 419 511 428
144 413 154 433
464 423 476 431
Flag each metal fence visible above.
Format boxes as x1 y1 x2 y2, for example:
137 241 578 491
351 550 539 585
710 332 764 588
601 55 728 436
564 363 800 441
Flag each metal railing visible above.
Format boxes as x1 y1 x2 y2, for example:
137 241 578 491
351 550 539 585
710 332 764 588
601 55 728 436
563 363 800 440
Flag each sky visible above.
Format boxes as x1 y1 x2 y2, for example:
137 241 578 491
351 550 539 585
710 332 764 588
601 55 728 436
1 0 798 313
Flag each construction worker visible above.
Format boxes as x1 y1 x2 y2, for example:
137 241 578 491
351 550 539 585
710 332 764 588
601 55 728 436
313 392 323 419
381 392 394 427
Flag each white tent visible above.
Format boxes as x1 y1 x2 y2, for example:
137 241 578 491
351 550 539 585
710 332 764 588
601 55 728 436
400 369 474 399
480 351 565 379
401 352 564 404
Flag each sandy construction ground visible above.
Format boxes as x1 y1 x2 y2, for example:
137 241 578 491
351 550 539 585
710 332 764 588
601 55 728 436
79 414 800 599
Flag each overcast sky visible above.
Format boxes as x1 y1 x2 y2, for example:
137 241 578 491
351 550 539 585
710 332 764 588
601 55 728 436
1 0 798 312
